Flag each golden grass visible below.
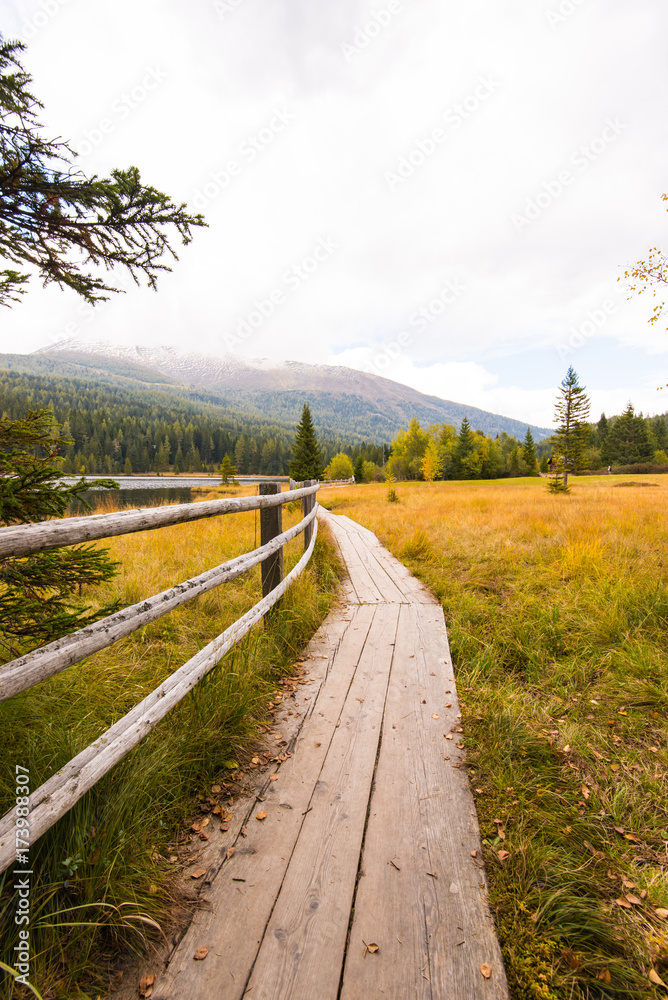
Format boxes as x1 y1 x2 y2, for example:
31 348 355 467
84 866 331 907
0 491 340 999
320 475 668 998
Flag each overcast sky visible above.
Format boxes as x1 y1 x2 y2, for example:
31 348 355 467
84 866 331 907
1 0 667 427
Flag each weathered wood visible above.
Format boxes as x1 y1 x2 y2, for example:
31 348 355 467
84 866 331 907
301 479 316 551
243 603 400 1000
260 483 283 597
0 522 319 875
340 602 508 999
0 483 318 558
322 510 435 604
152 602 376 1000
0 505 318 704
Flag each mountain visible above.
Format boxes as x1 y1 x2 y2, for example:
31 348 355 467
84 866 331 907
20 339 551 442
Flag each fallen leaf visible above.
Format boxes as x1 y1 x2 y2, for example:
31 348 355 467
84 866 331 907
614 826 625 835
270 774 279 781
314 742 321 747
226 846 236 860
193 946 210 961
241 826 248 837
199 832 210 841
581 784 590 800
625 894 642 905
445 702 453 708
650 969 667 988
561 948 581 971
615 898 632 909
445 734 453 740
624 834 641 843
622 879 636 889
211 784 221 793
256 810 267 821
611 763 620 772
190 867 207 879
497 850 510 861
562 744 571 752
220 822 229 832
480 963 492 979
139 973 156 997
470 850 478 858
597 968 612 984
432 714 440 720
655 908 668 919
367 943 379 953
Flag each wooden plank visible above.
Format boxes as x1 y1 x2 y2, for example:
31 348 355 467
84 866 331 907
244 602 401 1000
151 603 378 1000
340 603 508 999
344 528 410 604
325 511 435 605
0 484 319 558
332 530 384 604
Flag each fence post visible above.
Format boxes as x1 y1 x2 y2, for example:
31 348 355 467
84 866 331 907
302 479 316 552
259 483 283 598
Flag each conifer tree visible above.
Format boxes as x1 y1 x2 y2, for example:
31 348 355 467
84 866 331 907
0 410 119 657
219 453 237 484
600 404 654 465
553 367 591 487
522 427 539 476
0 37 205 305
289 404 323 481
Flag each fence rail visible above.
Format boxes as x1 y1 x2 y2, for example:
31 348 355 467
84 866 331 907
0 481 320 874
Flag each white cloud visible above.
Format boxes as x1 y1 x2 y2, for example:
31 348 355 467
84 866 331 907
0 0 667 421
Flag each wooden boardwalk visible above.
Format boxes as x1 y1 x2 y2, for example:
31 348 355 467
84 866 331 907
151 510 508 1000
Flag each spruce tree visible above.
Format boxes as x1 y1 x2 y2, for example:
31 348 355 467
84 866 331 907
553 367 591 486
0 410 119 658
0 37 205 305
601 404 654 465
522 427 539 476
289 404 323 481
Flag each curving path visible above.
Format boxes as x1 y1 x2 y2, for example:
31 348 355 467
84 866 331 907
151 509 508 1000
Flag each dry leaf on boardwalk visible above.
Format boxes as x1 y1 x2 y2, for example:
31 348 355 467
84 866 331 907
193 946 210 961
190 867 207 879
256 809 267 821
139 973 155 997
362 940 379 957
480 963 492 979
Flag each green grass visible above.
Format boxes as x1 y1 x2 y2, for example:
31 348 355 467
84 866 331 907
322 477 668 999
0 500 342 999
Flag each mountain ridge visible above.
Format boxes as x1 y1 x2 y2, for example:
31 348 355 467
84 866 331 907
24 339 552 441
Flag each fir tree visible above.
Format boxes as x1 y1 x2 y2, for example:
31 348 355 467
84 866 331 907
0 410 119 658
453 416 475 474
353 456 365 483
522 427 540 476
0 37 205 305
553 367 591 486
289 404 323 481
601 404 654 465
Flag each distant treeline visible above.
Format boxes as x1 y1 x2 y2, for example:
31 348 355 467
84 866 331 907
0 371 386 475
383 407 668 481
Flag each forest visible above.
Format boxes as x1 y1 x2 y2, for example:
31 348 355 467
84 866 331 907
0 370 385 475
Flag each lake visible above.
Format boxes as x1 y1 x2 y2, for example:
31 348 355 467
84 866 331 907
67 475 289 514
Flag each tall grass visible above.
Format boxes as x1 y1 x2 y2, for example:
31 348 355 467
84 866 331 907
0 492 341 999
323 476 668 998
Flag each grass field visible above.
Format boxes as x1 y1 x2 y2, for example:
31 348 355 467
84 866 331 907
320 475 668 999
0 489 341 999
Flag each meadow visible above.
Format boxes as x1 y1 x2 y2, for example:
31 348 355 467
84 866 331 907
320 475 668 999
0 488 341 999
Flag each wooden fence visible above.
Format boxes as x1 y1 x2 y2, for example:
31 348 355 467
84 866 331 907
0 480 320 875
